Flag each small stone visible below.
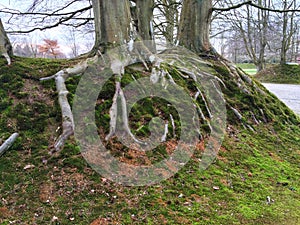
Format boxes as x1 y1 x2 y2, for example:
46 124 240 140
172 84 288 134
213 186 220 190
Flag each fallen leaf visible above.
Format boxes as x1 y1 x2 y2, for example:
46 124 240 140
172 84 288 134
0 207 10 218
24 164 35 170
90 218 109 225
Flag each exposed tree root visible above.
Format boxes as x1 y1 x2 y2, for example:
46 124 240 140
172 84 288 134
41 57 98 153
1 52 11 65
218 59 271 130
0 133 19 156
42 43 255 153
105 76 145 145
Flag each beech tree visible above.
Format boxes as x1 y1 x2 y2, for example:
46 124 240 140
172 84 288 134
178 0 212 53
43 0 250 152
2 0 299 152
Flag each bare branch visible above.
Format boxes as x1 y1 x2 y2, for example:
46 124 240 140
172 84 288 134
5 6 93 34
0 5 92 17
213 1 300 13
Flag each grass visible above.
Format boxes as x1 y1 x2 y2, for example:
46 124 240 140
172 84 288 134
255 64 300 84
0 56 299 224
236 64 257 75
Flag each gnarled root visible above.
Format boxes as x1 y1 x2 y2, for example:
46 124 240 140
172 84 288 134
41 56 98 153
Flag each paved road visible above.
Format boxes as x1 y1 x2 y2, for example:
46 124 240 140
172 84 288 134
263 83 300 115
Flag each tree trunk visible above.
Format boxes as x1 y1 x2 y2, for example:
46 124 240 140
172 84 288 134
280 5 288 65
162 0 179 43
136 0 154 40
280 0 296 65
92 0 131 53
256 0 269 72
178 0 212 54
0 18 13 65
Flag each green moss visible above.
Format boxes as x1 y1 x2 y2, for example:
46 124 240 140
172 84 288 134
255 64 300 84
0 57 299 224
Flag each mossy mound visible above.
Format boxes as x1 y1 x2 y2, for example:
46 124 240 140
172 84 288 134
255 64 300 84
0 56 299 224
0 57 73 150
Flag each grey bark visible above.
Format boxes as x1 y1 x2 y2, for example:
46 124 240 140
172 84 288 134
178 0 212 53
280 0 296 64
0 19 13 65
40 57 98 153
92 0 131 53
136 0 154 40
0 133 19 156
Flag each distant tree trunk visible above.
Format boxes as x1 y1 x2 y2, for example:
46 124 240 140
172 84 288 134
280 0 296 65
280 3 288 64
256 0 269 72
178 0 212 54
242 4 266 72
162 0 180 43
0 18 13 64
91 0 131 53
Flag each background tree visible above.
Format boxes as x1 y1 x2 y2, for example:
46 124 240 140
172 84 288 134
38 39 64 58
63 27 79 58
212 0 271 71
153 0 182 43
278 0 298 64
212 0 300 67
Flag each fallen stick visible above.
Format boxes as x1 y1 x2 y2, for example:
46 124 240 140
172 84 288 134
0 133 19 156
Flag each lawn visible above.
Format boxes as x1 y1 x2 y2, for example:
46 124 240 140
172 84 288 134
236 63 257 75
255 64 300 84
